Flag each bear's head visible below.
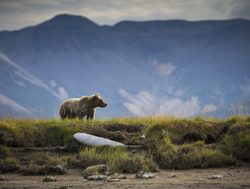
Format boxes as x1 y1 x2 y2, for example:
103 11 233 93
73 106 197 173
92 94 107 108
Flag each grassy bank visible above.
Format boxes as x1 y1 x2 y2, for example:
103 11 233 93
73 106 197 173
0 115 250 173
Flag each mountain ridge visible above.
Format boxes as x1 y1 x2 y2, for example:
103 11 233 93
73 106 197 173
1 14 250 32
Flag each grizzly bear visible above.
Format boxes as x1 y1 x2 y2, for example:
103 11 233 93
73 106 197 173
59 94 107 120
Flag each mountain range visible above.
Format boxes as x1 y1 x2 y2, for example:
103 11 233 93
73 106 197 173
0 14 250 118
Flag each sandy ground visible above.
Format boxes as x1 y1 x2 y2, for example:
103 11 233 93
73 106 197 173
1 167 250 189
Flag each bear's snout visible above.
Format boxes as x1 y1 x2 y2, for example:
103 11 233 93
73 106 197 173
101 103 107 107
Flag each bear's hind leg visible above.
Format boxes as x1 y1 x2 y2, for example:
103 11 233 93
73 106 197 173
60 107 68 119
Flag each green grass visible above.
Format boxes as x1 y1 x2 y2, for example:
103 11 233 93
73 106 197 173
79 146 158 173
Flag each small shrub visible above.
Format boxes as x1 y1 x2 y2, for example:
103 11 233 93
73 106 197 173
149 129 177 168
220 129 250 162
79 147 106 167
116 155 158 173
0 145 11 159
152 142 178 168
66 156 81 167
30 152 50 165
47 156 66 166
115 156 142 173
3 157 17 165
45 125 72 146
22 163 46 175
0 157 19 173
28 152 74 168
22 163 67 175
79 146 128 169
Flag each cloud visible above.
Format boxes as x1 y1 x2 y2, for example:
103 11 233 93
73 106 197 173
119 88 201 117
157 63 176 76
159 97 201 117
0 52 68 100
201 104 218 114
149 60 176 77
58 87 69 99
13 79 26 87
229 0 250 19
240 79 250 96
0 0 249 30
0 94 31 114
9 73 26 87
50 79 57 88
119 89 156 116
174 89 185 97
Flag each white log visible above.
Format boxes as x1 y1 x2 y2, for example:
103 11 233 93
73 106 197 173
73 132 126 147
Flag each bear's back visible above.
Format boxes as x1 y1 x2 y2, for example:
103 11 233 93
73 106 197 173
63 98 80 103
61 98 81 107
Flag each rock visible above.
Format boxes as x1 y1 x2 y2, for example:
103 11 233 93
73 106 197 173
169 173 177 178
140 135 145 139
136 171 155 179
87 175 107 181
43 176 57 182
109 173 127 179
82 164 109 178
46 165 67 175
208 175 224 179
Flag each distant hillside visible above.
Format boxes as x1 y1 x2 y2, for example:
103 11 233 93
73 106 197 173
0 14 250 118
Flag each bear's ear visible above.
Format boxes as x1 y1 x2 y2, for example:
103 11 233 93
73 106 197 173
95 93 101 97
93 94 99 100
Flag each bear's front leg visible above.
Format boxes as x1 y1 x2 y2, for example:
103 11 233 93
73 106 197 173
86 109 95 120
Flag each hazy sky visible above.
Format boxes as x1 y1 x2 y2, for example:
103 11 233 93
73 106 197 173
0 0 250 30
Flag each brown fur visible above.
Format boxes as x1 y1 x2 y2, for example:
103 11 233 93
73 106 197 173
59 94 107 120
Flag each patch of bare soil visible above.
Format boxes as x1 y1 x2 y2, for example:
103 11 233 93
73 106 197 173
1 167 250 189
